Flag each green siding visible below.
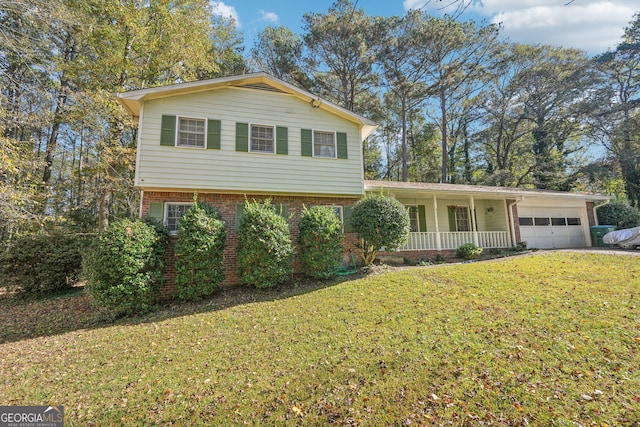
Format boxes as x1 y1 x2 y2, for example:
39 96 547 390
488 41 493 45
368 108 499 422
148 202 164 221
276 126 288 155
235 122 249 152
336 132 348 159
207 119 221 149
301 129 313 157
160 115 176 146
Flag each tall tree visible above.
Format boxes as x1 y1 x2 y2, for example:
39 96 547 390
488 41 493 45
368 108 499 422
249 26 309 88
593 12 640 206
303 0 381 113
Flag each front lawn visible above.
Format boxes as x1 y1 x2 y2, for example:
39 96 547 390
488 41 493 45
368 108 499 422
1 252 639 426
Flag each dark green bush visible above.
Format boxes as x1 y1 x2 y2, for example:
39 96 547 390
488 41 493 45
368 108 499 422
596 202 640 229
237 200 293 288
0 233 85 296
350 195 410 265
83 218 168 315
298 205 344 279
456 243 483 260
175 202 226 301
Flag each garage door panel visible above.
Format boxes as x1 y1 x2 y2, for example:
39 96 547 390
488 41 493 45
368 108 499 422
518 206 586 249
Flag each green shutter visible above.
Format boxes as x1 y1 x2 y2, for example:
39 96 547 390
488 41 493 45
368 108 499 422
236 122 249 152
336 132 348 159
301 129 312 157
418 205 427 232
148 202 164 222
448 207 457 232
207 119 221 149
343 206 354 233
160 115 176 146
276 126 288 155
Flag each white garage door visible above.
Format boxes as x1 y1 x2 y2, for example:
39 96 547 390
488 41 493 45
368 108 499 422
518 207 586 249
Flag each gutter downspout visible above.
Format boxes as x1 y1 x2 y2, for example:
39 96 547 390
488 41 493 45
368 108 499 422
507 196 524 247
593 200 611 226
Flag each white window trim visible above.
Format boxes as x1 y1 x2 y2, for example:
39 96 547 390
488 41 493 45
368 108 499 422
407 205 420 233
164 202 194 235
175 116 208 149
312 129 337 159
454 205 471 232
249 123 276 154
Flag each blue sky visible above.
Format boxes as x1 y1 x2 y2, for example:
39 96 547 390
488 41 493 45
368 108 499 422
211 0 638 55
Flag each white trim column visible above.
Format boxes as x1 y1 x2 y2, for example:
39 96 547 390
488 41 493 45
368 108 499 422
433 195 441 250
470 195 479 246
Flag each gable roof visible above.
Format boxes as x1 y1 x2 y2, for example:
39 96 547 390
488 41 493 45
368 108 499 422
116 72 377 138
365 180 611 202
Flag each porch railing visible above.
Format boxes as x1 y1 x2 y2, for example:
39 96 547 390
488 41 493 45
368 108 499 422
401 231 510 251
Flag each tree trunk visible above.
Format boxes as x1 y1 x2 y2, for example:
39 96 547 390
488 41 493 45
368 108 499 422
440 88 448 183
401 97 408 182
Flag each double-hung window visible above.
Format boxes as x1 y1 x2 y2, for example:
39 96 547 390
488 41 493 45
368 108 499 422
314 130 336 158
454 206 471 232
250 124 275 153
408 206 420 232
177 117 206 148
164 203 193 234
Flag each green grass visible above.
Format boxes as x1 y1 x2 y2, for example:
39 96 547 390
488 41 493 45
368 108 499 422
1 252 639 426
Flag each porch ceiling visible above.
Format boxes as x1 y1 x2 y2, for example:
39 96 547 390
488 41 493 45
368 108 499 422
364 180 610 202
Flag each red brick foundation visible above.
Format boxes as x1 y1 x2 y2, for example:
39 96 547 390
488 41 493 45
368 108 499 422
142 191 361 298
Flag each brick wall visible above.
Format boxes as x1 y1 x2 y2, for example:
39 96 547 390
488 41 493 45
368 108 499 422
507 199 521 245
586 201 596 247
143 191 361 297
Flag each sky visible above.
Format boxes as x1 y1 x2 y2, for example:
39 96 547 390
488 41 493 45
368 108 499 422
210 0 638 56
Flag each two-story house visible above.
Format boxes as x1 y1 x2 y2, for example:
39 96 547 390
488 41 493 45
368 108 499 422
117 73 609 291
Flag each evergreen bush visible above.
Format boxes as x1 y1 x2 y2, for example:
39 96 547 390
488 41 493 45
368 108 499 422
83 218 168 315
456 243 483 260
298 205 344 279
175 202 226 301
350 194 410 265
0 233 85 296
237 200 293 288
596 202 640 229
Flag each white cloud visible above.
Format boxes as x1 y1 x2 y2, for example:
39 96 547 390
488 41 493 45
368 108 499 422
403 0 637 54
257 9 279 24
210 1 241 27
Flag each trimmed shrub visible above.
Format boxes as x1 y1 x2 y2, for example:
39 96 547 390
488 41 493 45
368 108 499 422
596 202 640 229
298 205 344 279
237 200 293 288
456 243 483 260
0 233 85 296
83 218 168 315
175 202 226 301
350 194 411 265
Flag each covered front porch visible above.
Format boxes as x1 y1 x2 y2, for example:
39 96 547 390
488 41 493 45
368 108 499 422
365 181 516 252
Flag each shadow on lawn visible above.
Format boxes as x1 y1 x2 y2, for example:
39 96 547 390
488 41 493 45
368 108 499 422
0 271 365 345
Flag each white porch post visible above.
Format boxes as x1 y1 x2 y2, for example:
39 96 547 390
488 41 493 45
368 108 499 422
470 195 479 246
433 195 441 250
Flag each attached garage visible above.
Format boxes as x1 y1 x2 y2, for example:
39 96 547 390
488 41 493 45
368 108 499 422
517 205 590 249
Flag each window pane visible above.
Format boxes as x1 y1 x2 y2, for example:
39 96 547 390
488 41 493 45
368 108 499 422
166 204 192 233
408 206 419 232
534 217 550 226
519 217 534 226
456 207 470 232
314 131 335 157
551 217 566 226
177 118 205 147
250 125 274 153
567 217 581 226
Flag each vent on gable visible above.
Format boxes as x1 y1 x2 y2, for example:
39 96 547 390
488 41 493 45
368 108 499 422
237 82 286 93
